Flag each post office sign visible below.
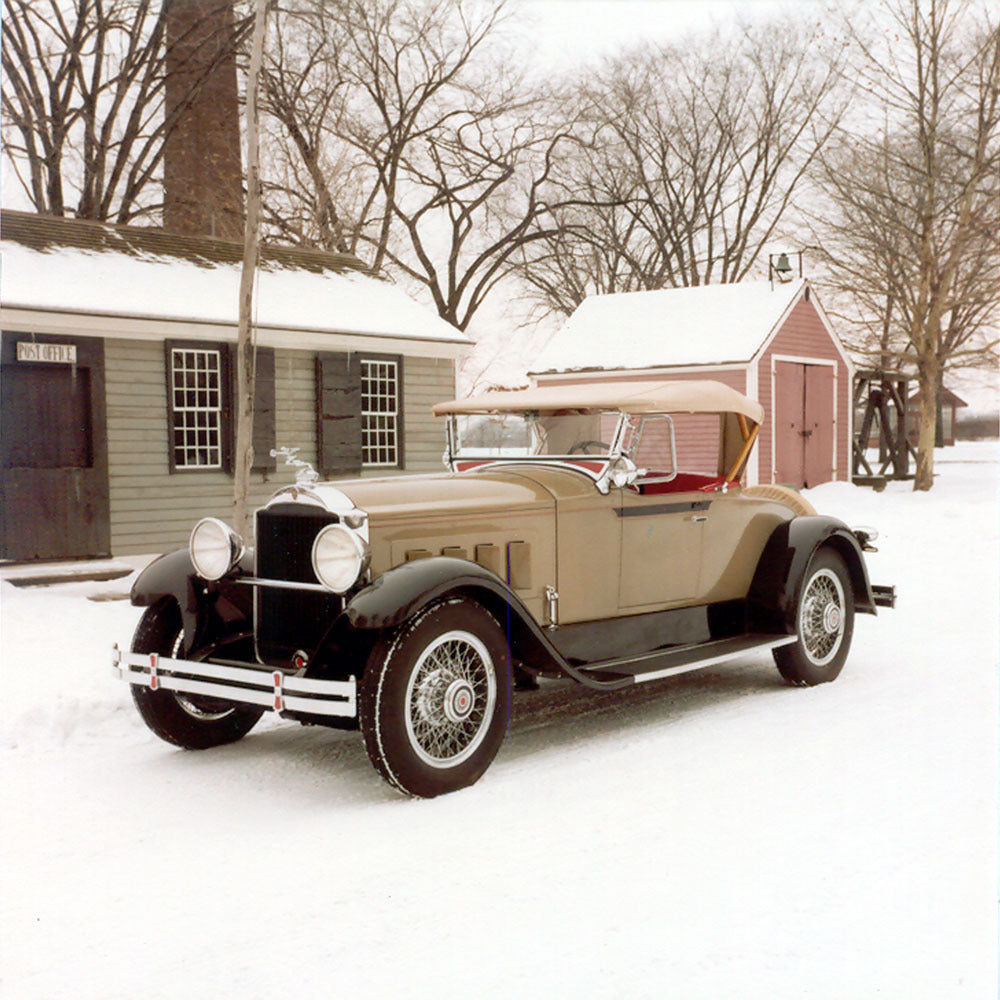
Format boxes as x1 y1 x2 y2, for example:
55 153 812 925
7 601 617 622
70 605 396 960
17 341 78 364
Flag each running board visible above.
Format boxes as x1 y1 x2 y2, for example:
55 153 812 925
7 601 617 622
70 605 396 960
578 634 797 686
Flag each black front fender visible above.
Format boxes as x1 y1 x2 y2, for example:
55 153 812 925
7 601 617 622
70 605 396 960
340 556 570 677
131 550 200 651
748 515 877 634
131 549 252 656
344 556 525 630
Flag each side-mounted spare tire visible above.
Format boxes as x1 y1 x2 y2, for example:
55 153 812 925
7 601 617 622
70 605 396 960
774 546 854 686
359 597 511 798
130 599 264 749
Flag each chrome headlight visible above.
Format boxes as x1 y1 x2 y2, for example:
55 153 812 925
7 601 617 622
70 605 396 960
189 517 244 581
312 524 368 593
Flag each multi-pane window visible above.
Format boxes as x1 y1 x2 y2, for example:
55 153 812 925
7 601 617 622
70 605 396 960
361 358 399 466
169 347 224 469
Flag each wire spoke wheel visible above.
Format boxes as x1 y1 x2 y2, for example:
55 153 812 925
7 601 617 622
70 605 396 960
359 599 511 798
798 568 845 666
404 631 497 768
774 547 854 686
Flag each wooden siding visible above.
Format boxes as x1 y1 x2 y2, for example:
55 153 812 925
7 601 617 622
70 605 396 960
105 341 454 555
756 296 850 484
105 340 299 554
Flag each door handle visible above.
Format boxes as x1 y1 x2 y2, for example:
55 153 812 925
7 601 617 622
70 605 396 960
686 514 708 522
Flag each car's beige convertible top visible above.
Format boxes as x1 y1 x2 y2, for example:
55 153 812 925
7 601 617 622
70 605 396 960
433 378 765 425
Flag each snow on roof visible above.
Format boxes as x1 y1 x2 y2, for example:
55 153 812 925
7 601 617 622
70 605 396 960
0 216 469 346
530 279 807 373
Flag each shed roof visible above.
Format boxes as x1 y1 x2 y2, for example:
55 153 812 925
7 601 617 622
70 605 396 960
530 279 808 373
433 378 765 423
0 210 469 346
908 387 969 408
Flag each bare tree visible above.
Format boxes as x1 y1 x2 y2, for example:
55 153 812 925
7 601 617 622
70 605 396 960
260 0 508 263
259 0 582 330
370 92 585 330
816 0 1000 489
514 21 848 315
2 0 248 224
257 0 354 250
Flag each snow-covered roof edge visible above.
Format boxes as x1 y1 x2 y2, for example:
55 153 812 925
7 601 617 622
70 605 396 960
528 279 812 374
1 239 470 347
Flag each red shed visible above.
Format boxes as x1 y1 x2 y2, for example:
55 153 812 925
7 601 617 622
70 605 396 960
529 279 853 488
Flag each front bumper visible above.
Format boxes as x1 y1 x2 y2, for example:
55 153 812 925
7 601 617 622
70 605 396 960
112 645 357 719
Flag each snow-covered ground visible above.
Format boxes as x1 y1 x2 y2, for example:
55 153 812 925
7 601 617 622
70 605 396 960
2 443 997 999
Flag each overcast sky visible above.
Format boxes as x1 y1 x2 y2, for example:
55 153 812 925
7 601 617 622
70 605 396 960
517 0 811 68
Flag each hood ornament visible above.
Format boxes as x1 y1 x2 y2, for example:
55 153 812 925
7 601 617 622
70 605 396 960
271 446 319 486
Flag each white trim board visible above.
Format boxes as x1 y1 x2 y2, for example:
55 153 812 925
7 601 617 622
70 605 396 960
1 307 470 360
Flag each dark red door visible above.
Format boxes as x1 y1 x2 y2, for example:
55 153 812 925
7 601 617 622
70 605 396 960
774 361 835 488
1 332 111 560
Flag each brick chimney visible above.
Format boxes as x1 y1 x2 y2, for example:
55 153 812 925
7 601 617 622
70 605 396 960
163 0 244 239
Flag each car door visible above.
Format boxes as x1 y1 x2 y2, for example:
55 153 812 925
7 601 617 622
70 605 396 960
617 488 710 609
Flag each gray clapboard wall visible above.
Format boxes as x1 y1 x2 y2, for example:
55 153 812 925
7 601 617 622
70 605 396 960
105 341 455 555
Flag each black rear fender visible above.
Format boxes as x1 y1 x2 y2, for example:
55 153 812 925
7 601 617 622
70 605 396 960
748 515 877 634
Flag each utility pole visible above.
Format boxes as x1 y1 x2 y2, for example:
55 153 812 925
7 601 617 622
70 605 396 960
233 0 269 538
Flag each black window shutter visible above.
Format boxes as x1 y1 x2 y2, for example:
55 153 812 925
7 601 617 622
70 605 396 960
252 346 276 472
226 345 277 473
316 352 361 477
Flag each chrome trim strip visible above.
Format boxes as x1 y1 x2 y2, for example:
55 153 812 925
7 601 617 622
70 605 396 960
237 576 333 593
583 634 797 678
616 500 712 518
462 457 612 484
630 635 797 684
116 648 357 718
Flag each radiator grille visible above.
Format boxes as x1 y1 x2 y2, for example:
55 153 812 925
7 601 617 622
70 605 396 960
255 504 343 664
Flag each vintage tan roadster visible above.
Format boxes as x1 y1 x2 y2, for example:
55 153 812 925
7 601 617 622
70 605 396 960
114 379 894 797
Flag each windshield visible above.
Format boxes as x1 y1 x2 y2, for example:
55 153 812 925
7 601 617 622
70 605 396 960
450 411 619 459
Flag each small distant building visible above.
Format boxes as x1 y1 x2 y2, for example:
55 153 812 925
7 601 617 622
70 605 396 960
0 210 470 561
529 279 853 488
906 388 968 447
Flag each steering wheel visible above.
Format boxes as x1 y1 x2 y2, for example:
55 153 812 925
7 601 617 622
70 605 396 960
568 440 611 455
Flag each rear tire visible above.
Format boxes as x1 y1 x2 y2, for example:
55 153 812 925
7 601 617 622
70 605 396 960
774 547 854 686
130 600 264 750
359 598 511 797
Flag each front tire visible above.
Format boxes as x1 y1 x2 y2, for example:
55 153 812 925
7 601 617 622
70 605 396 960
130 600 264 750
359 598 511 797
774 547 854 686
